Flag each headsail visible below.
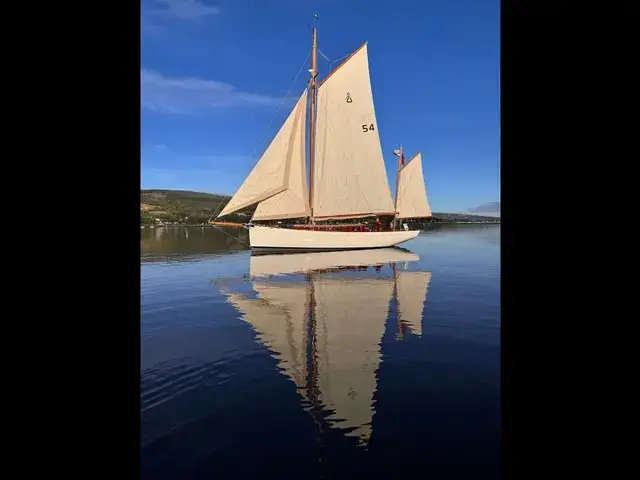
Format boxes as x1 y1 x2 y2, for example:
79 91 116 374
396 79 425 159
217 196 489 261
396 153 432 219
217 89 309 219
312 44 395 220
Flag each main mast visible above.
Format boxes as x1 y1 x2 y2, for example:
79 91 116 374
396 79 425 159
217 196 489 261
391 262 403 340
308 26 318 224
392 145 404 230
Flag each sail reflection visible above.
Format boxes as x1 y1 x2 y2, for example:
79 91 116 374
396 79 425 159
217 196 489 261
222 248 432 447
395 269 432 338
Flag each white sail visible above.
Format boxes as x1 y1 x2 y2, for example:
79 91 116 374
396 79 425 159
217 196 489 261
224 285 310 391
217 89 309 219
313 44 395 219
396 153 432 219
313 276 393 445
396 271 432 336
253 90 310 220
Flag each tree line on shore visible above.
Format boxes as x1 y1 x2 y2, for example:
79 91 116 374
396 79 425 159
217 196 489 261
140 189 499 226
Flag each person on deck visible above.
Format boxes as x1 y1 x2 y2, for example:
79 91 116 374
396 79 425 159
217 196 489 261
375 217 382 232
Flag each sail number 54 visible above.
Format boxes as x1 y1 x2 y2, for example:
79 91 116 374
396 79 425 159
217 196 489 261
362 124 375 132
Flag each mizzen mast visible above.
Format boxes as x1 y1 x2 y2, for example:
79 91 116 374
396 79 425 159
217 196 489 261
392 145 404 230
308 20 318 224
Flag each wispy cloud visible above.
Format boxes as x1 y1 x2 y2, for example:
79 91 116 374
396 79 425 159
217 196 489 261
141 69 290 114
142 0 219 36
468 201 500 216
153 0 219 21
141 20 166 37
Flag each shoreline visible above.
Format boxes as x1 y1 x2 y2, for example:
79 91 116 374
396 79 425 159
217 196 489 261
141 222 500 228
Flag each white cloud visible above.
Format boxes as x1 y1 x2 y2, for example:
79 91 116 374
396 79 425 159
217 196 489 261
154 0 220 21
141 69 290 114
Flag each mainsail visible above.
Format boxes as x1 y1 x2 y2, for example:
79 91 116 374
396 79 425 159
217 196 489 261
312 44 395 219
395 153 432 219
217 89 309 219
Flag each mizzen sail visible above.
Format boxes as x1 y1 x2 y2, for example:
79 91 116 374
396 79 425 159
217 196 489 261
312 44 395 219
395 153 432 219
217 89 309 219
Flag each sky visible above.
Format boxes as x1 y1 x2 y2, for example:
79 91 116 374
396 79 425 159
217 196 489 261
141 0 500 214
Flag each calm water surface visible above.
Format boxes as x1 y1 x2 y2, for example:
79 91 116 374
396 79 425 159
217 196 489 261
141 225 500 479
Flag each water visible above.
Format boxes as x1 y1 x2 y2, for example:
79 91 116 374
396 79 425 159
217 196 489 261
141 225 500 479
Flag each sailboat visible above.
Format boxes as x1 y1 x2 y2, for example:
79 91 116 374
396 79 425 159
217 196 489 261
220 249 432 446
212 26 432 251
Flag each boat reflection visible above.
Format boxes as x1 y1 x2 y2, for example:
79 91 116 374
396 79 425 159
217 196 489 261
221 248 432 447
248 247 418 278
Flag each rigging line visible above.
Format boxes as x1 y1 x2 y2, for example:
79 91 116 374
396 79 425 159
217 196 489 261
328 53 351 73
210 224 250 247
317 48 331 63
317 47 352 76
207 50 312 222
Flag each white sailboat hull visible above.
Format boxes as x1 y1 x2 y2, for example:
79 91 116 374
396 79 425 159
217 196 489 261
249 225 420 251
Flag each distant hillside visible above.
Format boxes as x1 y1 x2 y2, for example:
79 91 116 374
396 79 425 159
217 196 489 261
140 189 253 224
432 212 500 222
140 189 500 225
141 189 228 212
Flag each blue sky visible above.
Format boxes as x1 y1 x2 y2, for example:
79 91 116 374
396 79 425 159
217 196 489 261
141 0 500 214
